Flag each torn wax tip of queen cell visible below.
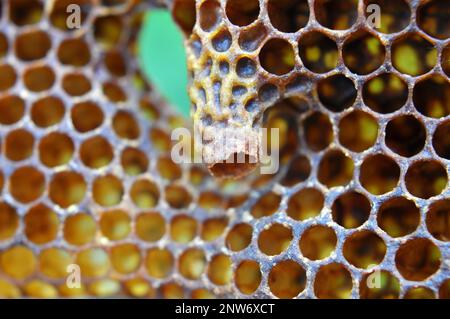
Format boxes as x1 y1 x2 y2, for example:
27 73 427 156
171 122 280 178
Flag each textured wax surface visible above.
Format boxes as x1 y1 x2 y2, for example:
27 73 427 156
0 0 449 299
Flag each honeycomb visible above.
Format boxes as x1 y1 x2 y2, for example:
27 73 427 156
0 0 448 299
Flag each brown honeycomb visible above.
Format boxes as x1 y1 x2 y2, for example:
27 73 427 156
0 0 448 299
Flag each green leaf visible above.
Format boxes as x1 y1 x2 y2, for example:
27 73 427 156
138 10 191 118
